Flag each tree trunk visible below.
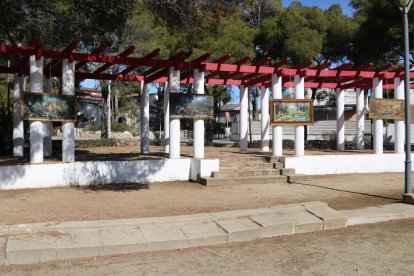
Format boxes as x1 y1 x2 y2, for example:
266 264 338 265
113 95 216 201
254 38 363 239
101 88 109 139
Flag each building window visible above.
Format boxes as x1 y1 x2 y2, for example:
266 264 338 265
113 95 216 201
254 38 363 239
89 117 95 125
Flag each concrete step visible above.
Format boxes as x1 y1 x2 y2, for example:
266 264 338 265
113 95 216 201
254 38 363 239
199 175 288 186
212 169 280 178
279 168 296 175
273 162 284 169
220 163 274 171
287 174 312 184
220 157 267 165
1 202 347 265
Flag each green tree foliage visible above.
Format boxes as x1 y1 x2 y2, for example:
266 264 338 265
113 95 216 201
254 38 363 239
0 0 134 52
255 2 356 65
350 0 413 65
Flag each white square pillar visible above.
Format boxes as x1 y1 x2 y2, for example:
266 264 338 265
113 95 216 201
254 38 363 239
272 74 283 156
13 74 24 157
169 68 181 159
294 75 305 156
356 88 365 150
394 77 404 153
336 88 345 151
29 55 44 163
62 59 75 162
239 85 249 153
193 69 205 159
141 82 150 154
163 81 170 154
261 86 270 152
43 77 53 156
373 77 383 154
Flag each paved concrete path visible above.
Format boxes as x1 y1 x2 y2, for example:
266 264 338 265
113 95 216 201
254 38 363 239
1 201 414 265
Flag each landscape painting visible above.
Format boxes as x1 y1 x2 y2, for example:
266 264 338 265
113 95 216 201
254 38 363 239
271 99 314 125
21 92 77 122
369 98 405 120
170 93 213 119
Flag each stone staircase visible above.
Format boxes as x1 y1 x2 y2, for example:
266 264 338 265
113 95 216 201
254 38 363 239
198 157 311 187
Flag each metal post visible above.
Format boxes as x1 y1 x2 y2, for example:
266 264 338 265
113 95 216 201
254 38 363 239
403 8 412 194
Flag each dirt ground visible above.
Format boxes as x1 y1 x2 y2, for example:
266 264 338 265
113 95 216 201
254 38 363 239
2 219 413 275
0 144 384 165
0 171 404 225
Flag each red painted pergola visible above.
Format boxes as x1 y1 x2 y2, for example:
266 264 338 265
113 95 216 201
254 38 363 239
0 40 413 90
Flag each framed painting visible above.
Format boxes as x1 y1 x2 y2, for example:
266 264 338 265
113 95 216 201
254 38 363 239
270 99 314 125
21 92 77 122
369 98 405 120
170 93 213 119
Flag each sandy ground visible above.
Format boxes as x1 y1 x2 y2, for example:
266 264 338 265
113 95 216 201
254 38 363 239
0 172 404 225
0 144 388 165
1 219 413 275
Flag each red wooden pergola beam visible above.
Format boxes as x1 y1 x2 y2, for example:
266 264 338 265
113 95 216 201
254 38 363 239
213 54 232 64
205 56 251 80
48 40 80 76
300 61 332 77
76 72 144 82
296 60 313 71
119 48 161 76
94 46 135 74
340 79 371 90
75 43 108 71
219 56 255 80
201 54 232 80
141 51 187 78
0 44 180 70
144 51 189 83
353 63 374 71
180 52 212 82
333 62 354 71
233 57 272 81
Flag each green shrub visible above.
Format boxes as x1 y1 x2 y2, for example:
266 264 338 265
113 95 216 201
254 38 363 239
76 138 120 148
111 123 132 132
84 125 100 132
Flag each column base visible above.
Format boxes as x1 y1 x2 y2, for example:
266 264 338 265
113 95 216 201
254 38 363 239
402 193 414 205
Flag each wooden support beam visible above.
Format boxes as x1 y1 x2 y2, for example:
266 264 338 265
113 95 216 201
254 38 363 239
75 43 108 71
94 46 135 74
119 48 160 76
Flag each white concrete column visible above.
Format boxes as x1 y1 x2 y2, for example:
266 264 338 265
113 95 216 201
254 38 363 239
294 75 305 156
13 75 24 157
43 77 52 156
193 69 205 158
170 119 180 158
272 74 283 156
394 77 405 153
169 68 180 158
107 84 112 138
62 59 75 162
356 88 365 150
163 81 170 153
261 86 270 152
29 55 44 163
140 82 150 154
239 85 248 153
373 77 383 154
336 88 345 151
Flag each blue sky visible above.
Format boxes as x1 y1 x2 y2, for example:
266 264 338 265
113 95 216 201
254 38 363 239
82 1 353 91
282 0 353 16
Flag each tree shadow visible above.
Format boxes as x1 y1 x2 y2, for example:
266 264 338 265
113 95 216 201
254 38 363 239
294 182 400 201
75 182 149 192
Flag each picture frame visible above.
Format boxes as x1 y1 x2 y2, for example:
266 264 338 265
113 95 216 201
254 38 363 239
170 93 214 119
369 98 405 120
270 99 314 125
21 92 77 122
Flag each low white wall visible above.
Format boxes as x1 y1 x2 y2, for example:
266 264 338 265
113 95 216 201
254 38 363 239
190 159 220 181
0 159 196 190
282 153 414 175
